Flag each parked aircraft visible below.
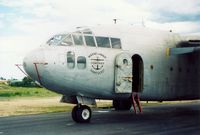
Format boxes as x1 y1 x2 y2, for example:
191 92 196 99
23 24 200 123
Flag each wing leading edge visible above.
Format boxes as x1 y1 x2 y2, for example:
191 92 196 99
167 40 200 56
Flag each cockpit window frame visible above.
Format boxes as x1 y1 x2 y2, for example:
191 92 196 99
46 29 122 49
59 34 74 46
80 28 93 35
110 37 122 49
84 35 97 47
95 36 111 48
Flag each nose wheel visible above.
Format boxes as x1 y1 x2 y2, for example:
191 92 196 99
71 105 92 123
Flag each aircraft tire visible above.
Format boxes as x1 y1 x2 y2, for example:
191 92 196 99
71 105 78 122
113 100 132 110
73 105 92 123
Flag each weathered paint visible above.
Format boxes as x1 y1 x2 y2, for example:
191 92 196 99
23 25 200 101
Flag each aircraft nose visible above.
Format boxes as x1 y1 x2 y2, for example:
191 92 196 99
23 48 45 83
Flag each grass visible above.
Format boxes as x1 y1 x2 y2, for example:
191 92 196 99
0 83 198 116
0 84 112 116
0 97 74 116
12 104 74 116
0 83 60 100
0 84 65 116
0 84 87 116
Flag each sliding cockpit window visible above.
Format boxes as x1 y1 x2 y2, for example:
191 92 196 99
111 38 121 49
84 36 96 47
96 36 110 48
47 34 66 45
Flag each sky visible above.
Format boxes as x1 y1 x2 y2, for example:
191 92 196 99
0 0 200 79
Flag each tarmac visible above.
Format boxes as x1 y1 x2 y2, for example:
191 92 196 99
0 102 199 135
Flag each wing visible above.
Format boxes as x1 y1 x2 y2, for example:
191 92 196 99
167 39 200 56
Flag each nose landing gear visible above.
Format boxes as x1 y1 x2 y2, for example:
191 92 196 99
72 104 92 123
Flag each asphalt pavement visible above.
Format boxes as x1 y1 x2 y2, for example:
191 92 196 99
0 102 199 135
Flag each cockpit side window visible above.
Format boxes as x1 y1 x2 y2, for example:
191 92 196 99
96 36 110 48
84 36 96 47
67 51 75 69
111 38 121 49
77 56 86 69
72 34 84 46
60 35 73 46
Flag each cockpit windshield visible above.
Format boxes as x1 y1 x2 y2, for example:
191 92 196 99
59 35 73 46
46 28 122 49
46 34 66 45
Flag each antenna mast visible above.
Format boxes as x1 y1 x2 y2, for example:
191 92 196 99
113 19 118 24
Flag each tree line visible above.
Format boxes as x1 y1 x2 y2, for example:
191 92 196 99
8 77 41 87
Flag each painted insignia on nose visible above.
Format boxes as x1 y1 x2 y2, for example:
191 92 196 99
88 53 106 74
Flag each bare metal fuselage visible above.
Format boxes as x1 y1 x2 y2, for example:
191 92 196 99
24 25 200 101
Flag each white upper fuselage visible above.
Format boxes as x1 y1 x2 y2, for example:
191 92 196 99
23 25 200 101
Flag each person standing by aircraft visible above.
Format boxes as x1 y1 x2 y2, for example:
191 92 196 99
132 92 142 114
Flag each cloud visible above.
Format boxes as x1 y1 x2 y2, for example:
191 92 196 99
145 21 200 34
0 35 43 79
137 0 200 15
0 0 150 24
0 13 5 18
0 0 151 37
125 0 200 23
0 36 43 59
151 11 200 23
0 21 4 29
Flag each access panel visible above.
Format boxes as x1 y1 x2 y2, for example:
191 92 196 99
115 53 132 93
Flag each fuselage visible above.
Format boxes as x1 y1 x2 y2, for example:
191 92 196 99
23 25 200 101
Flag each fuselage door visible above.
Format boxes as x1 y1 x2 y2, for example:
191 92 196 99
115 52 132 93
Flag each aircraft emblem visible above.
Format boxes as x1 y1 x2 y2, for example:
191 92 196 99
88 53 106 74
